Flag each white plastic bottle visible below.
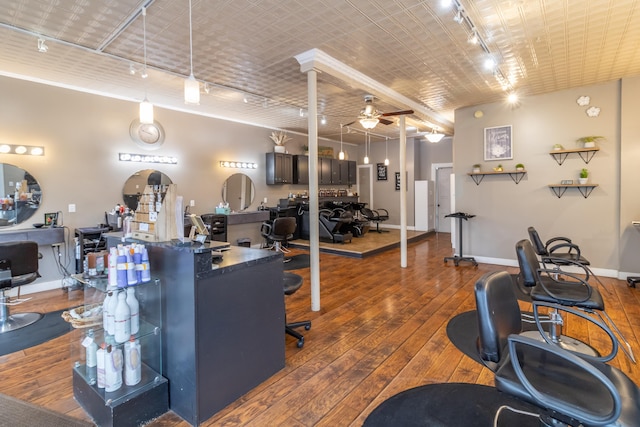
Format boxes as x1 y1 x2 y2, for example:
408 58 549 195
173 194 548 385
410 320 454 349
96 343 106 388
104 345 123 392
84 329 98 385
102 291 113 332
107 290 119 336
140 247 151 283
126 287 139 335
114 291 131 343
124 336 142 386
107 247 118 289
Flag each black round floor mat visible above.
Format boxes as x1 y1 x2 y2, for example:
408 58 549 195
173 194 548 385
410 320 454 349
363 383 541 427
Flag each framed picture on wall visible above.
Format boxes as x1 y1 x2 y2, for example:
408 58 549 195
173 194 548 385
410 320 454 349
484 125 513 161
377 163 387 181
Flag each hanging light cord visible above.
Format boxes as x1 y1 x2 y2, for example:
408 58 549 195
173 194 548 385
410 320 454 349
188 0 194 76
142 7 148 76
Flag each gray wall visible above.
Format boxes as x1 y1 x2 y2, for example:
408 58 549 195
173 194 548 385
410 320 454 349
453 78 638 277
0 76 346 286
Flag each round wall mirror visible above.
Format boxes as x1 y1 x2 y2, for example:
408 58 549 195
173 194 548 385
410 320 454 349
222 173 255 212
122 169 173 211
0 163 42 227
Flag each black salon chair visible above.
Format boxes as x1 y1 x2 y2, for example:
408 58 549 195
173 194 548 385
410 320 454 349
475 271 640 426
528 226 590 265
516 239 635 363
261 216 296 253
318 209 352 243
0 241 42 334
360 207 389 233
283 272 311 348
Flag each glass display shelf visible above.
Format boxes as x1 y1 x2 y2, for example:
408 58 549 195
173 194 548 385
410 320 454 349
69 274 167 427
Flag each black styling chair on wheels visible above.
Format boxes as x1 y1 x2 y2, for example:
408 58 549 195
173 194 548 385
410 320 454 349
360 207 389 233
261 216 297 253
283 272 311 348
515 239 635 363
0 241 42 333
475 270 640 426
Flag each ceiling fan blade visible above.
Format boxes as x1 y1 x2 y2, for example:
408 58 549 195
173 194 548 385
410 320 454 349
380 110 414 117
343 120 356 127
379 118 394 125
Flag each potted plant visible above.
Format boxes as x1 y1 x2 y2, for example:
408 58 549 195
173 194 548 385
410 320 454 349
472 164 481 173
493 164 503 172
552 143 564 151
579 168 589 184
576 136 604 148
515 163 525 171
270 130 291 153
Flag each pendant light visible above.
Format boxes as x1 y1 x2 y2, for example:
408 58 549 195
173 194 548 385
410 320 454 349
384 137 389 166
139 7 154 124
363 132 369 164
184 0 200 104
339 124 345 160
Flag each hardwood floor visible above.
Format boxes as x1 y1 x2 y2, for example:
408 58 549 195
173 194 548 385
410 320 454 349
1 233 639 426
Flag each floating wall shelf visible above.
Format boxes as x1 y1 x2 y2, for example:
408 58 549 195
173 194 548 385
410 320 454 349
549 147 599 165
468 170 527 185
548 184 598 198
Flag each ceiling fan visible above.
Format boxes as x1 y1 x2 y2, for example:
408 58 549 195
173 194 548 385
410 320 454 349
345 95 414 129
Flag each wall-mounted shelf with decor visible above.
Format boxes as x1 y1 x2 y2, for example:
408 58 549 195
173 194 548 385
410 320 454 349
548 184 599 198
549 147 599 165
468 170 527 185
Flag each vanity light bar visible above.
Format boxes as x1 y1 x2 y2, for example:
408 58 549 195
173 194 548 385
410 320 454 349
119 153 178 164
0 144 45 156
219 161 258 169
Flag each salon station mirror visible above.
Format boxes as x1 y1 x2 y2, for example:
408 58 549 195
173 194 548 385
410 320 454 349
222 173 255 212
122 169 173 211
0 163 42 227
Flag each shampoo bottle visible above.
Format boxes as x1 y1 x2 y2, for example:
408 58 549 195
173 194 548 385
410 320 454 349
126 287 139 335
104 345 123 392
84 329 98 385
96 343 106 388
114 291 131 343
107 290 119 336
102 291 113 332
140 247 151 283
124 336 142 386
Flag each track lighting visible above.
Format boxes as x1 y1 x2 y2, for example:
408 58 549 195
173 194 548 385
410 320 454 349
467 30 479 45
184 0 200 104
204 82 211 94
484 57 497 71
37 38 48 53
453 9 463 24
507 92 519 104
425 127 445 143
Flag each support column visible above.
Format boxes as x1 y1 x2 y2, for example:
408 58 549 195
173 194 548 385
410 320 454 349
399 116 407 268
306 69 321 311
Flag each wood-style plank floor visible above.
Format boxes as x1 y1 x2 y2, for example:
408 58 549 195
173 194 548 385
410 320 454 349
1 233 639 426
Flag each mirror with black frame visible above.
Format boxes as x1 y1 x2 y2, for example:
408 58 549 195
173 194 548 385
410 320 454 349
0 163 41 227
122 169 173 211
222 173 255 212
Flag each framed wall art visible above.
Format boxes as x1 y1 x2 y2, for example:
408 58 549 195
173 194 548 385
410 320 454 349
484 125 513 161
376 163 387 181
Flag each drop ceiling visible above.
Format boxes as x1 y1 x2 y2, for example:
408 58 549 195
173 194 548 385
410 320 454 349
2 0 640 144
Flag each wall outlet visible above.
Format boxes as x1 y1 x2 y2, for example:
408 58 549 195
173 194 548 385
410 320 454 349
68 203 76 213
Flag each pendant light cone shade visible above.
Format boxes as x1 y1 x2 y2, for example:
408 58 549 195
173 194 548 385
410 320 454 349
184 74 200 104
384 138 389 165
425 127 445 143
139 98 154 124
339 124 345 160
363 131 369 164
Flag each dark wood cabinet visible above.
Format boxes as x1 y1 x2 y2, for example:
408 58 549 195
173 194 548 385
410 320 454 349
266 152 293 184
292 155 357 186
293 155 309 185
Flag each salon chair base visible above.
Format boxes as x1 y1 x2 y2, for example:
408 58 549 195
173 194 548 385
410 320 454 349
520 330 599 358
0 294 42 333
444 255 478 267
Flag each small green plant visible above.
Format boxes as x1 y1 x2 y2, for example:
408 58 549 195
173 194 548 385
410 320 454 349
577 136 605 144
515 163 525 169
580 168 589 178
553 143 564 150
472 163 481 169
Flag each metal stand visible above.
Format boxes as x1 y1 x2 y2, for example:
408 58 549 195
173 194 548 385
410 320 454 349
444 212 478 266
0 292 42 334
